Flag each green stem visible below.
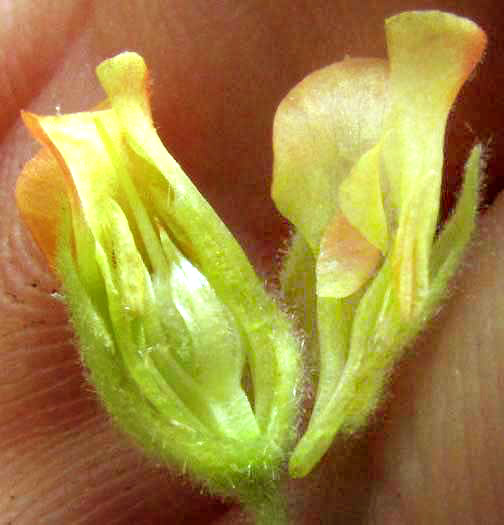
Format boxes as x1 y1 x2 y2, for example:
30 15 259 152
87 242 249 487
312 296 349 419
246 487 289 525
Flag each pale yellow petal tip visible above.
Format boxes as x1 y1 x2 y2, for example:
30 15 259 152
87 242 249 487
96 51 147 84
385 10 487 80
386 10 486 40
317 213 381 298
96 51 151 116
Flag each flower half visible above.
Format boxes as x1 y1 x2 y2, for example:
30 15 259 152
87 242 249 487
16 52 301 514
272 11 486 477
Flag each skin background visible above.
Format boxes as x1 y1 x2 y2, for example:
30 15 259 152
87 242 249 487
0 1 503 523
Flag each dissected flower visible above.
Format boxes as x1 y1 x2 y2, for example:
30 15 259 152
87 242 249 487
14 9 490 517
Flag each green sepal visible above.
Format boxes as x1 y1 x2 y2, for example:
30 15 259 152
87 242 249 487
423 144 483 318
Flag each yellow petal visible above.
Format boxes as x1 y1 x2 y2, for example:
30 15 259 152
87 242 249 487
338 143 388 253
96 53 197 258
96 52 180 184
20 109 123 240
317 212 381 298
382 11 486 317
383 11 486 213
272 58 389 254
97 198 148 317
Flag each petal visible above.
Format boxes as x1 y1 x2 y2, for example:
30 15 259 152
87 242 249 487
383 11 486 212
20 109 123 239
96 52 231 278
272 58 389 254
338 142 388 253
15 146 68 266
382 11 486 317
95 52 154 152
95 52 179 204
97 198 148 317
317 212 381 298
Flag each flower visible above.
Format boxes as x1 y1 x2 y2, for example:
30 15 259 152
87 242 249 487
272 11 487 477
16 52 301 512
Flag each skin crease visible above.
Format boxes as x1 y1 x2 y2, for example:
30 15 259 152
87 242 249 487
0 0 503 523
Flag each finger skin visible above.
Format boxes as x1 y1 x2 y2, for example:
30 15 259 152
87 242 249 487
0 0 92 140
369 194 504 525
0 1 504 524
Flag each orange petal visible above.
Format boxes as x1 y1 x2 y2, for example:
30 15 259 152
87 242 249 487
15 147 69 267
317 212 381 298
21 109 124 236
